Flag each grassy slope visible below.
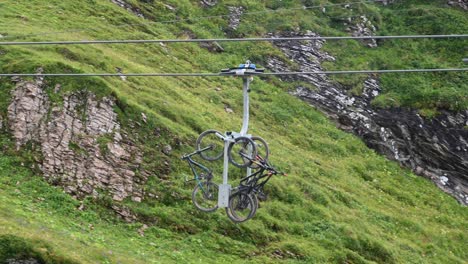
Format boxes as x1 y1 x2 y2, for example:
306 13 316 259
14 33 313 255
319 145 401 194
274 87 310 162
322 0 468 114
0 0 467 263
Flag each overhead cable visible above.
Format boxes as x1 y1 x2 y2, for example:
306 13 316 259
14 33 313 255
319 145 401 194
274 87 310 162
0 34 466 46
1 68 466 77
262 68 468 75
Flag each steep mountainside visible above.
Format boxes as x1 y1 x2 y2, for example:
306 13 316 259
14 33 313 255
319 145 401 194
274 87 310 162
0 0 467 263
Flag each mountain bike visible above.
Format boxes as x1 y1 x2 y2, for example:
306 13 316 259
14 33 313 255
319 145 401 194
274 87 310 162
195 129 268 168
182 146 219 212
226 153 285 223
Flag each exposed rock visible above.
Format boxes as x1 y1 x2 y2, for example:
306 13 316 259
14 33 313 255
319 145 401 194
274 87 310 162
228 6 244 30
111 204 137 222
54 84 61 93
7 77 148 203
7 76 50 150
153 127 162 137
116 67 126 81
110 0 145 18
179 29 224 53
345 16 378 48
266 31 335 88
199 41 225 53
267 31 468 205
162 3 176 11
162 145 172 155
224 105 234 114
200 0 218 7
11 76 21 83
137 224 149 237
6 259 40 264
447 0 468 10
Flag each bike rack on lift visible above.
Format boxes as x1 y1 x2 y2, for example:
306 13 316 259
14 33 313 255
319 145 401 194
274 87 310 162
217 61 264 208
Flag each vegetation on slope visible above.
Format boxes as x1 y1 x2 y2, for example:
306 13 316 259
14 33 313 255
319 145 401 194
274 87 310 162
0 0 467 263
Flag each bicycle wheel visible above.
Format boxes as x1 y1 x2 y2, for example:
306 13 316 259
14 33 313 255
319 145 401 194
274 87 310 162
196 130 225 161
250 136 270 169
226 191 257 223
227 137 257 168
192 181 219 212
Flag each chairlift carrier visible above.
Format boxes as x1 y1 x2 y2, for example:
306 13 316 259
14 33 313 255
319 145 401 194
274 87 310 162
217 61 264 207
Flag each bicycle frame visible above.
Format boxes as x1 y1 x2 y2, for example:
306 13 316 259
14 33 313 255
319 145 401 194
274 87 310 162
232 153 281 198
238 167 272 195
182 146 214 187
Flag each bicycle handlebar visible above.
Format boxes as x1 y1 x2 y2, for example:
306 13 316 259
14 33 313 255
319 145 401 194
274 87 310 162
265 166 286 176
238 152 286 176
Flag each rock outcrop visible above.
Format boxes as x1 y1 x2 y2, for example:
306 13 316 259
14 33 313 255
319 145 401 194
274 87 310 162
7 76 147 202
227 6 244 30
448 0 468 10
267 31 468 205
110 0 145 18
345 15 378 48
200 0 218 8
8 75 49 149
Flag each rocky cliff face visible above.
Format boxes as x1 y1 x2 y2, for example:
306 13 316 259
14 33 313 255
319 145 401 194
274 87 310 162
447 0 468 10
267 31 468 205
7 75 147 203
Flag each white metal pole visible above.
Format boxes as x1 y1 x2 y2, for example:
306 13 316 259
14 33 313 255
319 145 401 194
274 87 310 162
218 139 231 208
240 77 251 136
241 77 252 176
218 74 253 208
222 140 230 185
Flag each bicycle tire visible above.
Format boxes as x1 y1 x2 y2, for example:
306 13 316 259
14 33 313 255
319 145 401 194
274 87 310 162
191 181 219 212
250 192 259 211
226 191 257 223
250 136 270 169
227 136 257 168
196 130 225 161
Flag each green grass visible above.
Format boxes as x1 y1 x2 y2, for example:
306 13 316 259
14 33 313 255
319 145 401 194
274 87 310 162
0 0 467 263
321 0 468 112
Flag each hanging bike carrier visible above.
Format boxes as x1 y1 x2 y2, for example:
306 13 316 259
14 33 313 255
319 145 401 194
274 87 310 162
217 61 264 208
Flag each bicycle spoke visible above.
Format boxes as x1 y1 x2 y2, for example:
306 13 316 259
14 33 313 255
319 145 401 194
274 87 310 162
196 130 224 161
227 191 257 222
192 181 219 212
250 136 270 169
228 137 257 168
